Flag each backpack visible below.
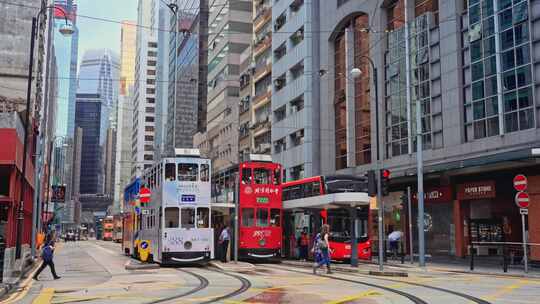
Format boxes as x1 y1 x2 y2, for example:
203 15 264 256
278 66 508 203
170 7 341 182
42 245 53 262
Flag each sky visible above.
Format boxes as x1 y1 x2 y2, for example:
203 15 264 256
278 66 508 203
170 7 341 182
76 0 138 65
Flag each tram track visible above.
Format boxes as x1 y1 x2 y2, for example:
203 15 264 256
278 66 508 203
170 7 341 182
267 264 491 304
198 269 252 304
146 269 209 304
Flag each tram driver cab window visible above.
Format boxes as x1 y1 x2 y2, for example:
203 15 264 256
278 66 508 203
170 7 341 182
242 208 255 227
254 168 270 184
178 164 198 181
165 163 176 181
164 207 179 228
197 207 209 228
270 209 281 227
181 207 195 229
241 168 252 184
257 208 269 227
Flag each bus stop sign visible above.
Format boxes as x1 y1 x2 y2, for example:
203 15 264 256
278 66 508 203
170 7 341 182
515 191 530 209
140 187 151 204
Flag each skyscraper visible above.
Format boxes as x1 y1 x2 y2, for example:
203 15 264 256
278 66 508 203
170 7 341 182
114 21 136 212
132 0 159 176
75 49 120 195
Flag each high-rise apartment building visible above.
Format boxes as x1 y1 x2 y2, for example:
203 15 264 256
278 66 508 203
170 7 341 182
114 21 136 211
132 0 159 176
165 0 209 156
194 0 252 175
271 0 319 181
238 46 252 162
75 49 120 195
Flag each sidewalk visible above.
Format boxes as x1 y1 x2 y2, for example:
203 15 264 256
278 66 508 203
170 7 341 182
282 256 540 279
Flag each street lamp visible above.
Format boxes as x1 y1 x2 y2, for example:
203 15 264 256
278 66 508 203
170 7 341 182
349 58 384 272
16 5 73 259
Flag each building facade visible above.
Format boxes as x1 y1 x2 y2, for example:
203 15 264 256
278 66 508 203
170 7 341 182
194 0 252 176
132 0 159 176
301 0 540 261
155 8 170 160
271 0 320 181
114 21 136 213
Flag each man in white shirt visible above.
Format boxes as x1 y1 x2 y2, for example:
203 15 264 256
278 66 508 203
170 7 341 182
388 230 403 259
219 226 230 263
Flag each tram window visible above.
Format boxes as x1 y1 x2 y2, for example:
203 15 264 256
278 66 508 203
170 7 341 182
165 163 176 181
242 208 255 227
270 209 281 227
200 164 209 182
273 168 281 185
164 207 179 228
181 207 195 228
197 207 209 228
178 164 198 181
254 168 270 184
256 208 269 227
241 168 252 184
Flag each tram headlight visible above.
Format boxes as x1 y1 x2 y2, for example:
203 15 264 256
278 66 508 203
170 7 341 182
184 241 193 250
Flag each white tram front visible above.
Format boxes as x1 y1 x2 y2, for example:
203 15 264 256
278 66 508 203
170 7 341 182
137 149 213 264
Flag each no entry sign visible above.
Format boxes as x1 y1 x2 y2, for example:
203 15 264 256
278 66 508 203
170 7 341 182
515 191 530 209
513 174 528 192
140 187 151 204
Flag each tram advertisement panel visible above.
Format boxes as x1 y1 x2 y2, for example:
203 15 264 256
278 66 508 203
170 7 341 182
163 228 212 253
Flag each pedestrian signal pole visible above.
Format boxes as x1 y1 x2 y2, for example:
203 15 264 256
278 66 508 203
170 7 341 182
234 176 239 264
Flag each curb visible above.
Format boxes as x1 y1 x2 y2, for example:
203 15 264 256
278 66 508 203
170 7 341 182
124 260 160 270
0 258 38 300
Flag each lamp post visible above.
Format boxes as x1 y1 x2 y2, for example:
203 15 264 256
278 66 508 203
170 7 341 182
16 6 74 259
353 57 382 271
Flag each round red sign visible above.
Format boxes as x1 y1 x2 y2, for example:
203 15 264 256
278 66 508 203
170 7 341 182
140 187 151 204
515 191 529 209
513 174 527 192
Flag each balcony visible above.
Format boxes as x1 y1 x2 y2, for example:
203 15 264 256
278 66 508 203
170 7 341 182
254 7 271 32
254 63 271 83
254 34 272 58
252 90 271 107
251 116 271 135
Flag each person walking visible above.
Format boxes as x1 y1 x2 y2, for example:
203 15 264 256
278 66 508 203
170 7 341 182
297 227 309 261
219 225 230 263
313 224 332 274
33 233 60 280
388 229 403 259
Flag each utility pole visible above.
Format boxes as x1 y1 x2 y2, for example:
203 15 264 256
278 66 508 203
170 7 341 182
234 175 239 263
416 74 426 268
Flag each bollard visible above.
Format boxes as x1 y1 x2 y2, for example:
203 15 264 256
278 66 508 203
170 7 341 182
470 244 475 271
502 244 508 273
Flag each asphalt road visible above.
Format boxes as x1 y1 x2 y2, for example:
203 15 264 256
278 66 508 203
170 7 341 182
3 240 540 304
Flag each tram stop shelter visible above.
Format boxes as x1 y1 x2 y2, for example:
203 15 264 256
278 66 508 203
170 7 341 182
283 192 372 267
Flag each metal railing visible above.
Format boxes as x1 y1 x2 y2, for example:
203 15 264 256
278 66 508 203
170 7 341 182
470 241 540 273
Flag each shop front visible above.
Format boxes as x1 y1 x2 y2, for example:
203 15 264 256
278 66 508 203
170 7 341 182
410 186 454 257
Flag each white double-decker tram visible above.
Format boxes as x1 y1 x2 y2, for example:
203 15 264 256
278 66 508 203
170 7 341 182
138 149 213 264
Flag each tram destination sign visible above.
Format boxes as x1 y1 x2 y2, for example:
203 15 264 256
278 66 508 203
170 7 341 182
256 197 269 203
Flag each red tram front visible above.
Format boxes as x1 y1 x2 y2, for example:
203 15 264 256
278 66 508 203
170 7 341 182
238 157 282 260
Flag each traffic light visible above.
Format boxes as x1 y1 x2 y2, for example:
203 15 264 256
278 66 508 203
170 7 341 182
381 169 390 196
367 170 376 197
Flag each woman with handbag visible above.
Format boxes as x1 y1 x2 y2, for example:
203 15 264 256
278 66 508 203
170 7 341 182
312 224 332 274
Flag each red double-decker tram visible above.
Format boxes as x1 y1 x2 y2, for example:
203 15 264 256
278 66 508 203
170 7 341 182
282 175 372 261
238 156 283 260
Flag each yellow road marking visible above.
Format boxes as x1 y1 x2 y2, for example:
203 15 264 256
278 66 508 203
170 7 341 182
481 279 529 301
32 288 55 304
324 290 381 304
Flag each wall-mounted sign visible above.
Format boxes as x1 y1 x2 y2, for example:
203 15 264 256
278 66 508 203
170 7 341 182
457 181 496 200
413 186 452 203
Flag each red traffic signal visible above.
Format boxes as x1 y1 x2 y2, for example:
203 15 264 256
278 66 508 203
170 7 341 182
382 169 391 179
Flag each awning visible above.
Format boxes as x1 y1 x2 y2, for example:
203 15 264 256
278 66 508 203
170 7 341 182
283 192 370 210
